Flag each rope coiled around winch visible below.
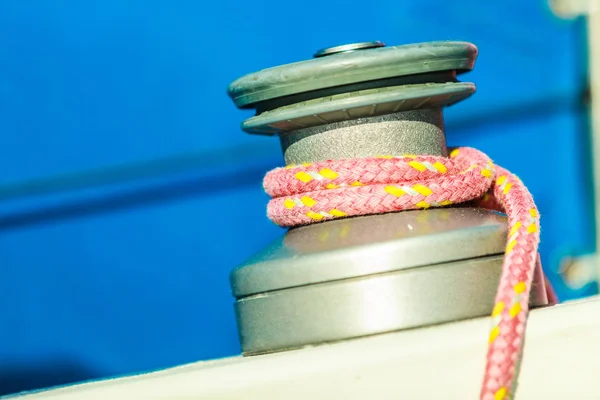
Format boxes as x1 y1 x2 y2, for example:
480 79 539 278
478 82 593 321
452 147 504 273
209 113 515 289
263 147 541 400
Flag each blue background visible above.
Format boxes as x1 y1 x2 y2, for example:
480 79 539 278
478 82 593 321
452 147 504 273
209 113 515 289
0 0 595 396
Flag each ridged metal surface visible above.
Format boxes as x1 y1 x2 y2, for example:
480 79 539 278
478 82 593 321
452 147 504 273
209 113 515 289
279 109 447 164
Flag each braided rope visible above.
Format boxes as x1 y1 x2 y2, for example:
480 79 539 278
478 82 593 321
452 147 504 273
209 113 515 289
263 147 541 400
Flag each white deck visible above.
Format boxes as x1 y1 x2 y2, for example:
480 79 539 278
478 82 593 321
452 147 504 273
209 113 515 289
11 296 600 399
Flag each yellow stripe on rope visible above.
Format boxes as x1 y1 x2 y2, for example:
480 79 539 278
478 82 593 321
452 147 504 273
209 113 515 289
433 161 447 173
408 160 427 172
385 185 406 197
416 201 430 209
527 223 538 234
497 175 507 185
301 196 316 207
319 168 338 180
506 239 517 254
509 221 522 237
450 148 460 158
306 211 324 220
295 171 313 183
307 209 347 220
495 387 508 400
514 282 527 294
481 168 493 178
509 302 522 318
530 208 537 218
489 326 500 344
284 199 296 209
326 183 338 189
412 184 432 196
503 183 513 194
329 209 347 217
492 301 505 317
286 163 311 170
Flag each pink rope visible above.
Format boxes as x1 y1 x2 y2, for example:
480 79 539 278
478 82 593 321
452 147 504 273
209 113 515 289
263 147 544 400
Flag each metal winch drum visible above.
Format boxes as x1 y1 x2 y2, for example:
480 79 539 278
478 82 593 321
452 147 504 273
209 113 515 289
227 41 549 355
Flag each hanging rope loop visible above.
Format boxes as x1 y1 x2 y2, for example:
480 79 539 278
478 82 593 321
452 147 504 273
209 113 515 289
263 147 542 400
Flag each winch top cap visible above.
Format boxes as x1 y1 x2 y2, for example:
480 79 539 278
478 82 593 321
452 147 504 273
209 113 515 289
227 41 478 109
